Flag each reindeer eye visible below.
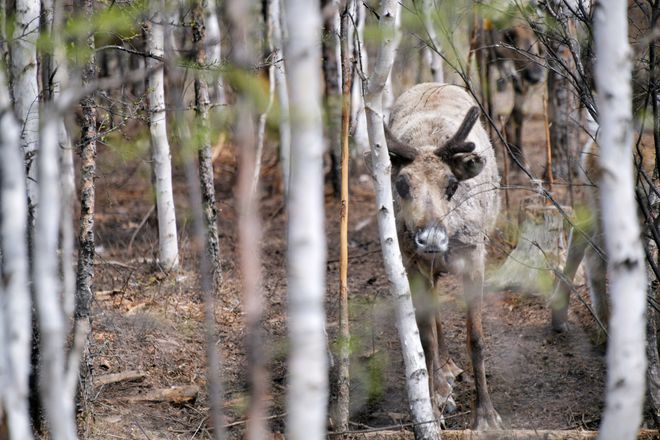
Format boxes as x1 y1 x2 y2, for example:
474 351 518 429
395 174 411 199
446 177 459 200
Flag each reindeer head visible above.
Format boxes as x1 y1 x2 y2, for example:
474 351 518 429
497 24 545 85
385 106 485 261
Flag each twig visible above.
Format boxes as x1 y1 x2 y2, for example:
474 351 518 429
328 411 470 436
223 412 287 428
498 115 510 213
128 204 155 253
543 92 554 199
327 248 380 264
134 421 152 440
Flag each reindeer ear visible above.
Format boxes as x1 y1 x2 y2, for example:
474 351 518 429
448 152 486 181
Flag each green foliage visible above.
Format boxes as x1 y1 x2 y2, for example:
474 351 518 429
475 0 537 28
572 202 595 231
33 1 145 68
104 125 151 162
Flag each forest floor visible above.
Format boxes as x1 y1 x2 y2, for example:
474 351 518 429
85 86 658 439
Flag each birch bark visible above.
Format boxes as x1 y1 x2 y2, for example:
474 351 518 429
75 0 97 320
272 0 291 197
351 1 370 155
35 91 81 440
382 1 401 117
362 1 439 438
421 0 444 83
147 1 180 271
189 3 226 435
195 0 222 289
74 0 97 419
0 67 33 440
205 0 226 105
323 0 342 197
283 0 329 438
595 0 647 438
329 1 353 430
10 0 40 216
227 0 270 438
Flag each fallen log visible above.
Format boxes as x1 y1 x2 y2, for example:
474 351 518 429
93 370 145 388
125 385 199 404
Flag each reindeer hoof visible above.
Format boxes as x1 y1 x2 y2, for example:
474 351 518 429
473 407 504 431
552 320 569 333
433 390 457 415
442 359 464 386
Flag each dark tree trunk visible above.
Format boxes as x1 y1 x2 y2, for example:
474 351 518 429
192 3 225 437
544 5 579 181
193 3 222 293
75 0 97 421
322 0 341 198
329 1 351 431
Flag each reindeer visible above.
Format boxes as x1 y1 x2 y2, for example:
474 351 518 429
475 19 545 168
548 0 658 336
385 83 502 429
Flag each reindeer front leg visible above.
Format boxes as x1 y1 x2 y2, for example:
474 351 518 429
410 270 455 420
463 259 503 430
505 80 526 168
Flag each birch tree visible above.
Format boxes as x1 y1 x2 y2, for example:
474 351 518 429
322 0 342 196
227 0 270 438
362 1 439 438
181 2 225 435
273 0 292 196
10 0 40 217
421 0 444 83
0 67 33 440
283 0 329 437
595 0 647 438
35 81 87 440
329 0 353 430
205 0 226 105
146 1 180 271
74 0 98 416
382 1 402 116
350 1 370 155
192 0 222 289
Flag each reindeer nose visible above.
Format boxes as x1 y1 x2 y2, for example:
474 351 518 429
414 227 449 253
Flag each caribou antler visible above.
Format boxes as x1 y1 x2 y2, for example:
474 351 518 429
384 124 418 161
435 106 480 161
435 106 485 180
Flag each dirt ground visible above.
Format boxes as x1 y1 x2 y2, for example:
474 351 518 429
85 85 658 439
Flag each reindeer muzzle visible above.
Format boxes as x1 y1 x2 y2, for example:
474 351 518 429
414 226 449 254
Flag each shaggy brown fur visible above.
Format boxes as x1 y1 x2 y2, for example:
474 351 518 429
387 83 502 430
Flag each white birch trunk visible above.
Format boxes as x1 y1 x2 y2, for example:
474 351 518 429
422 0 444 83
283 0 329 438
252 0 280 196
362 1 439 438
595 0 647 439
273 0 291 197
51 1 76 319
35 107 79 440
10 0 40 211
351 1 370 156
0 67 33 440
205 0 226 105
147 3 180 271
382 1 401 117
